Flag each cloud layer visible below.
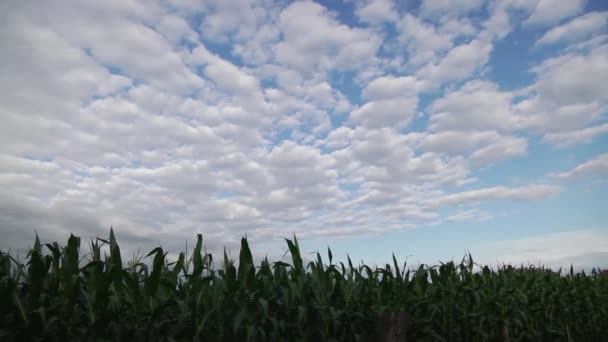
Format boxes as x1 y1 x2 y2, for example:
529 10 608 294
1 0 607 261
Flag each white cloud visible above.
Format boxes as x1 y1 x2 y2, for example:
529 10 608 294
350 98 418 129
548 154 608 180
469 135 527 167
417 39 493 88
320 127 357 150
480 1 513 40
0 19 120 118
349 74 421 129
419 0 486 18
355 0 399 25
198 0 276 43
328 128 475 194
536 11 608 46
524 0 586 27
362 75 420 100
418 130 494 153
515 99 604 133
157 14 200 44
443 208 493 223
530 45 608 106
423 184 560 209
275 1 381 74
428 81 516 131
348 128 414 166
542 123 608 147
233 23 280 66
397 14 455 66
6 1 203 93
417 130 527 167
190 45 268 112
421 42 607 138
515 44 608 132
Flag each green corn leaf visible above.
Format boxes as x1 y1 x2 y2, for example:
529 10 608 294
146 247 165 297
27 248 48 307
393 254 402 283
285 236 303 273
172 252 185 279
193 234 203 276
109 228 122 268
238 237 254 283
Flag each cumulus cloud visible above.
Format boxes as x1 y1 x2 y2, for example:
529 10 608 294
349 75 421 129
515 44 608 132
542 123 608 147
536 11 608 46
355 0 399 25
445 209 493 222
419 0 486 18
427 81 516 131
350 98 419 129
417 39 493 88
397 14 455 67
275 1 381 74
190 45 268 112
423 185 561 209
362 75 420 100
424 42 608 139
417 130 527 167
524 0 586 27
469 135 527 167
529 46 608 106
548 154 608 180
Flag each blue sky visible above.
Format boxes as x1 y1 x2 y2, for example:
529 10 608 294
1 0 607 270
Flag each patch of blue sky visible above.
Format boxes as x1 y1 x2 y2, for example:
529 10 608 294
407 93 436 133
317 0 357 24
471 136 608 189
588 0 608 12
315 168 607 263
487 29 541 90
267 126 295 145
215 190 237 199
22 155 54 162
337 182 361 198
329 70 363 104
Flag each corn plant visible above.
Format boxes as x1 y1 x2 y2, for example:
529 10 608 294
1 230 606 341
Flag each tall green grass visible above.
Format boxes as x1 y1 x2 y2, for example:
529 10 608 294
1 230 606 341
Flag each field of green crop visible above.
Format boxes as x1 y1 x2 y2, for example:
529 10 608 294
1 230 607 341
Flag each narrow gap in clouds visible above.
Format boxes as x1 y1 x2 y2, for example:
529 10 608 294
197 40 239 65
329 70 360 128
338 182 361 199
21 155 54 162
259 78 278 90
406 93 436 134
81 47 135 86
269 130 294 146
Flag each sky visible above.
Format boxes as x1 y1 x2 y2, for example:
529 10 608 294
1 0 607 270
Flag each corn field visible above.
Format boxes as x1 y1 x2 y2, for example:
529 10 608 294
1 230 607 341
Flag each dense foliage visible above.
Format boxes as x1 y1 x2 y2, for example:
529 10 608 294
1 230 607 341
